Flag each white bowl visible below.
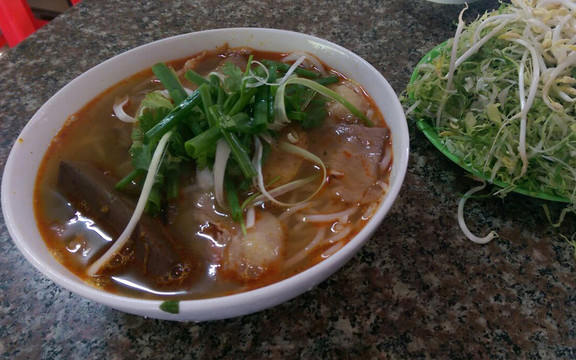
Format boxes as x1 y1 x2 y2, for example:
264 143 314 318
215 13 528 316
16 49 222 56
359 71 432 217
1 28 409 322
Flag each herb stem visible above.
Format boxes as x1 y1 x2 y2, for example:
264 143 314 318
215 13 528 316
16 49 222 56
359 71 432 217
145 85 204 143
152 63 188 105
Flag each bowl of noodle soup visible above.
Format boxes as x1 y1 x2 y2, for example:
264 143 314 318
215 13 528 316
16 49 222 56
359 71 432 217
1 28 408 321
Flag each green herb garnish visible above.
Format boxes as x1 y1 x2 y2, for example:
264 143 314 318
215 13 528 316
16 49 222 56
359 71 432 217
160 300 180 314
118 53 371 224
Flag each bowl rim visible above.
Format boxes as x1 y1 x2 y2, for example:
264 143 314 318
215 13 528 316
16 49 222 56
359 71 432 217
1 27 409 321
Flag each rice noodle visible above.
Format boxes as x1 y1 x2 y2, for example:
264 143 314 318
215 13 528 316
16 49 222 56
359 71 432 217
278 201 316 222
331 217 349 233
304 207 357 223
290 220 308 234
324 226 352 244
380 147 392 172
112 96 136 123
361 202 378 221
283 227 327 270
321 241 345 259
251 176 318 206
377 180 389 193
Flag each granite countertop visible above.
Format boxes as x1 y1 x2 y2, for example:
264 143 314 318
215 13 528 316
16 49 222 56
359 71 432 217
1 0 575 358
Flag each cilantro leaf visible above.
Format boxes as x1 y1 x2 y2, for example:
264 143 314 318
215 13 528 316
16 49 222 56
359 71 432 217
222 62 244 93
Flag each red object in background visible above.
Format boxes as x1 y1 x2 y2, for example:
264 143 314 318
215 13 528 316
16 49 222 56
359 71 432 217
0 0 81 48
0 0 46 47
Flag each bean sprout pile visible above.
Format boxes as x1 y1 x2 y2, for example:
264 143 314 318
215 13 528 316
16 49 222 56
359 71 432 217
407 0 576 243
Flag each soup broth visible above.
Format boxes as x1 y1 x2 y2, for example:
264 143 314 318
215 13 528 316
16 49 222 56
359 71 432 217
34 47 392 300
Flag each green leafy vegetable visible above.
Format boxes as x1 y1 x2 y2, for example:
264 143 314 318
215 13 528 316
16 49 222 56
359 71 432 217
275 77 373 128
406 1 576 203
141 91 175 112
116 52 372 224
90 51 377 276
405 0 576 243
222 62 245 93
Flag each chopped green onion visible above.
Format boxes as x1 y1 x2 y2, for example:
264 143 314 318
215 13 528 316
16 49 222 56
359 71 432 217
184 126 221 158
152 63 188 105
253 84 269 130
184 69 211 87
262 59 321 78
275 77 373 129
145 85 204 143
115 168 144 190
228 88 257 117
222 131 257 178
159 300 180 314
225 176 243 223
314 75 340 86
121 54 376 229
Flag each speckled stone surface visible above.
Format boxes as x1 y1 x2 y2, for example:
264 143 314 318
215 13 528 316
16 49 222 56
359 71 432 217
1 0 576 358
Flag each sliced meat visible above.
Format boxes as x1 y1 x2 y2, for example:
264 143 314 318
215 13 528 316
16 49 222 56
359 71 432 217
327 83 370 122
309 122 390 204
261 127 309 186
57 161 193 286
